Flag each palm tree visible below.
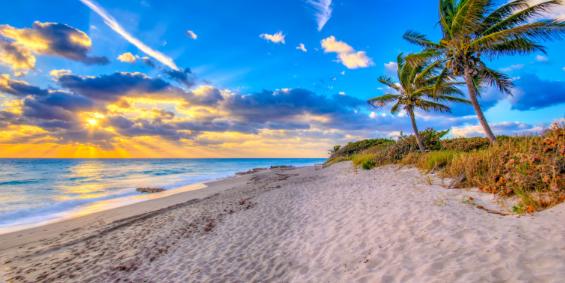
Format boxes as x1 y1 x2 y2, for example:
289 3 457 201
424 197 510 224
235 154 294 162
368 54 469 152
403 0 565 143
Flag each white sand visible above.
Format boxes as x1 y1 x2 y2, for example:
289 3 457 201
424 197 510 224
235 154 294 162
1 162 565 282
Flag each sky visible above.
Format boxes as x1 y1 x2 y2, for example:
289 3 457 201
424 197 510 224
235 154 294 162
0 0 564 158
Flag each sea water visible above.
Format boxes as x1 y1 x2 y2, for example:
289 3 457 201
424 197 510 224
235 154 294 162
0 158 324 233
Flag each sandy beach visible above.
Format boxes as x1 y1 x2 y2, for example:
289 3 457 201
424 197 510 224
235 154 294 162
1 162 565 282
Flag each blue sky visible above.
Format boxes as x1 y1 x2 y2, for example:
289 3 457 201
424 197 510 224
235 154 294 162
0 0 564 157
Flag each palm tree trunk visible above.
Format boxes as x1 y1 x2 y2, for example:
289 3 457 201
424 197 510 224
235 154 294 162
463 68 496 143
408 108 425 152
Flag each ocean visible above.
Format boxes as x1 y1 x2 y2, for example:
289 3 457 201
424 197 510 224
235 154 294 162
0 158 324 233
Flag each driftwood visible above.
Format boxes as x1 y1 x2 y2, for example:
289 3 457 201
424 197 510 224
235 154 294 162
475 205 510 216
136 187 165 193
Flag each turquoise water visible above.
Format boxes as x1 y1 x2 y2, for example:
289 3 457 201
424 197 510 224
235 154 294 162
0 158 324 231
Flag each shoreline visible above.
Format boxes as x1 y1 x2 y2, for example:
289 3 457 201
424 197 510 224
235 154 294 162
2 162 564 282
0 170 255 251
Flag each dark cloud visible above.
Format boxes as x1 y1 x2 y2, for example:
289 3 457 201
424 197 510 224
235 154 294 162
108 116 194 140
511 74 565 111
225 88 365 124
0 22 108 65
22 91 93 121
187 86 223 105
0 74 48 96
0 39 35 72
164 67 195 88
0 73 428 146
57 72 173 101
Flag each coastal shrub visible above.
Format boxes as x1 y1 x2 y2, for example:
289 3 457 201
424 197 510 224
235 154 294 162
441 137 490 152
328 123 564 213
331 138 393 158
418 151 458 172
400 150 458 172
399 152 422 166
352 153 378 170
445 123 565 212
328 145 341 156
323 156 350 167
418 128 449 150
388 128 450 160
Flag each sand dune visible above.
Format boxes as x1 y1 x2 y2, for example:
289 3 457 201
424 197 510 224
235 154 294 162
1 162 565 282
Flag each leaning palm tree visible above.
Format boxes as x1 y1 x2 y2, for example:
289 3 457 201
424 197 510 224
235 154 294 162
369 54 469 152
404 0 565 143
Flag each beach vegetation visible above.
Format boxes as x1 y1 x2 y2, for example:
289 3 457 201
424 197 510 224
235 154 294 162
328 123 565 213
329 138 393 159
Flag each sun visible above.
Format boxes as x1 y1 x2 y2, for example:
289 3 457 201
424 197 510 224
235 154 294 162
86 118 99 127
84 112 105 128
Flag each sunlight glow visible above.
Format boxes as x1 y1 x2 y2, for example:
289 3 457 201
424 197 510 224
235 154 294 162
84 112 105 128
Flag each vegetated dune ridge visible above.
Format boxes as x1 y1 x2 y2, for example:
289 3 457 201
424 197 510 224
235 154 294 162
1 162 564 282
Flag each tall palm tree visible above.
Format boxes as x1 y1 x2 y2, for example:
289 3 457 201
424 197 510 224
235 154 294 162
404 0 565 143
369 54 469 152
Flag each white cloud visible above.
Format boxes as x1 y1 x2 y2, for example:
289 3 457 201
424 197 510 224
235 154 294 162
321 36 373 69
321 36 353 53
117 52 136 63
259 31 285 44
535 54 549 62
384 61 398 72
451 121 544 137
186 30 198 40
296 43 307 52
80 0 179 70
338 91 346 96
307 0 332 31
49 69 72 78
337 51 372 69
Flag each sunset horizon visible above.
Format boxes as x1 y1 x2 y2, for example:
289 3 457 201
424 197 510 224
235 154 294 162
1 0 563 158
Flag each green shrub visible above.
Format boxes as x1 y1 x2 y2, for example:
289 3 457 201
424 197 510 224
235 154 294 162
417 150 458 171
352 153 378 170
441 137 490 152
332 138 393 158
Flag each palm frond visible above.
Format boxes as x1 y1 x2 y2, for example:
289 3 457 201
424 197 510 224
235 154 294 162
390 101 402 114
481 37 545 57
368 94 401 108
473 20 565 49
435 85 466 96
414 59 443 83
478 63 514 94
481 0 563 35
377 76 401 92
479 0 529 33
434 94 471 104
431 67 450 97
451 0 492 36
415 99 452 113
403 31 441 48
404 49 441 67
440 0 457 37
